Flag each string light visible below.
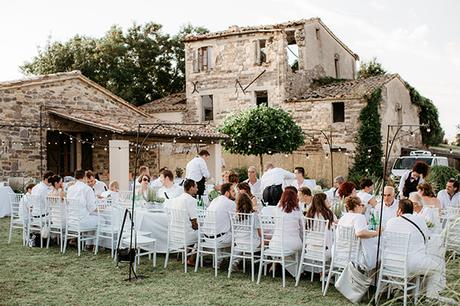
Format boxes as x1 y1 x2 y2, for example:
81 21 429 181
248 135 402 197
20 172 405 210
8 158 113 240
449 148 453 154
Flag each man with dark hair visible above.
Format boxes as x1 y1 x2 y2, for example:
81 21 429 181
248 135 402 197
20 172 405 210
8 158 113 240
185 150 211 198
437 178 460 208
386 199 452 303
399 161 429 199
85 170 107 197
205 182 236 246
165 178 199 265
158 169 183 200
67 169 98 228
150 167 168 188
30 170 54 218
357 178 377 220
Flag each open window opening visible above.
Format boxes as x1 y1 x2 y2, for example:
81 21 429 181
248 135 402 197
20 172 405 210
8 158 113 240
255 90 268 106
201 95 213 121
332 102 345 123
285 30 299 72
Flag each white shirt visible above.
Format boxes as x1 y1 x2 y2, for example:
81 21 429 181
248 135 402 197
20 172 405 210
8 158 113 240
357 190 374 220
338 212 368 234
385 214 429 270
158 184 183 200
206 195 236 234
260 167 295 191
150 177 163 188
166 193 198 233
244 178 261 196
92 180 107 196
437 189 460 209
288 178 316 190
31 182 51 216
185 156 210 182
375 199 399 227
326 187 338 201
67 180 97 220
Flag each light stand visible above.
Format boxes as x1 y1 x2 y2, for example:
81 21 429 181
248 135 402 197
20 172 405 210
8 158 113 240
373 123 428 298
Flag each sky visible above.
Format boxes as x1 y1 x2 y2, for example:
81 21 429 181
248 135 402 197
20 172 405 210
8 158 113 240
1 0 459 139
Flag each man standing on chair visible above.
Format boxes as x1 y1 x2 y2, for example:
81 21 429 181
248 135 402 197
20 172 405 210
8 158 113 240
185 150 211 199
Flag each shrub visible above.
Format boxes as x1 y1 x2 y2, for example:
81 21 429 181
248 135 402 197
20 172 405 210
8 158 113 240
230 167 249 183
427 165 460 193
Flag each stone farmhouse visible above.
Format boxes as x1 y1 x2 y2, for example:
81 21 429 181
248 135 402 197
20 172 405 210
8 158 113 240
0 18 423 186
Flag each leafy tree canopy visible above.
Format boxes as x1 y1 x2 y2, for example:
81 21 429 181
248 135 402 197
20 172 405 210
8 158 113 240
218 106 304 170
357 57 387 79
21 22 208 106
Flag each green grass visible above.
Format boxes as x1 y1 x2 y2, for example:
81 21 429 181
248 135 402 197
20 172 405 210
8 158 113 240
0 218 458 305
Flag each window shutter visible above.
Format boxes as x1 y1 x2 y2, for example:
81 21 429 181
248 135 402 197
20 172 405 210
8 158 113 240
254 40 260 65
192 49 199 73
207 46 213 69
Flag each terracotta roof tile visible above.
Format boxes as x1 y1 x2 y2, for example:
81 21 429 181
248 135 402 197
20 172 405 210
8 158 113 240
139 92 187 113
287 74 399 102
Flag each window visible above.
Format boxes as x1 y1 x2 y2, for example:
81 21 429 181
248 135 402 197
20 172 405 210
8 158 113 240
254 39 267 65
332 102 345 123
315 28 320 40
201 95 213 121
193 46 213 72
334 54 340 78
285 30 299 72
255 91 268 106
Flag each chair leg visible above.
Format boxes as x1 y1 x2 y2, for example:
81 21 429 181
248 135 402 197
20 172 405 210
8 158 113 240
164 251 170 269
251 254 255 282
77 234 81 256
8 219 13 244
257 255 264 284
184 249 188 273
374 273 382 304
243 257 246 273
321 262 326 294
403 282 408 306
228 251 233 278
323 269 333 296
194 245 200 273
414 276 420 304
63 232 68 254
295 261 303 287
214 249 218 277
281 258 286 288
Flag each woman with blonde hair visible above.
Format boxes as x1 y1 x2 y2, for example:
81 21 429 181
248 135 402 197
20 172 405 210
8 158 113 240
417 182 441 209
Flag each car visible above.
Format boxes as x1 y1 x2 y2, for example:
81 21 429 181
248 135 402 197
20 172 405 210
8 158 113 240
390 150 448 183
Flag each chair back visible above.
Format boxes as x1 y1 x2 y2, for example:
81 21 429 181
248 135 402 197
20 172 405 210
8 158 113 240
380 231 411 278
167 208 189 247
332 224 360 268
446 208 460 252
47 195 66 228
118 191 134 201
9 193 23 220
198 209 218 238
303 217 330 260
259 213 287 256
229 212 258 251
96 198 120 233
66 198 83 230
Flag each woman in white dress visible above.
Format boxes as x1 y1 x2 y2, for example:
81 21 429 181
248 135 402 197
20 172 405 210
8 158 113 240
338 196 381 270
410 191 439 234
417 182 442 209
269 189 303 253
305 193 337 256
237 182 258 211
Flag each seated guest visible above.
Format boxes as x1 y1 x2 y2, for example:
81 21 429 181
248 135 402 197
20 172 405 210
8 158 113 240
237 182 258 211
338 181 357 200
293 167 314 190
205 183 236 245
19 183 35 221
375 186 398 227
399 161 429 199
244 166 261 196
269 189 303 253
67 169 98 228
436 178 460 208
101 180 120 203
151 167 168 188
31 170 54 217
385 199 452 303
230 193 262 271
158 170 183 201
214 170 234 192
165 179 199 266
298 186 312 212
261 163 295 206
410 192 439 233
417 182 441 209
357 178 377 220
136 166 150 183
136 174 163 203
338 196 380 269
86 170 107 197
306 193 336 254
326 175 345 201
48 175 65 200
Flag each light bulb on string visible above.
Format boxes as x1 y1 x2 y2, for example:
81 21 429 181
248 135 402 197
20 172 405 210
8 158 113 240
368 149 372 153
59 131 62 135
305 153 309 159
91 144 95 149
410 131 415 137
449 148 453 154
199 139 202 143
325 153 329 159
426 127 431 133
173 138 177 143
268 150 272 154
284 154 288 158
338 147 342 152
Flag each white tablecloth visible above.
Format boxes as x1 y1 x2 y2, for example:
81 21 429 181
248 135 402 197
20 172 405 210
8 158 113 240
0 186 14 218
135 208 169 253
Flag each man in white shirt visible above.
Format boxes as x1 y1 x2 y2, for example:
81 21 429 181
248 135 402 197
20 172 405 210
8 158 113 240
150 167 168 189
165 179 199 265
375 186 398 227
437 178 460 208
385 199 452 303
357 178 377 220
86 170 107 197
244 166 261 196
158 169 183 201
260 163 295 206
67 169 98 228
185 150 210 198
326 175 345 201
292 167 316 190
30 170 54 217
205 183 236 245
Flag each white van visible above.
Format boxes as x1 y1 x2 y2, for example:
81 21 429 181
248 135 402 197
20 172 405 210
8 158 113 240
391 151 448 179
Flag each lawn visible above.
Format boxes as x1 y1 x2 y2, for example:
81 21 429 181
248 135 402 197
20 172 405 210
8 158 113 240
0 218 458 305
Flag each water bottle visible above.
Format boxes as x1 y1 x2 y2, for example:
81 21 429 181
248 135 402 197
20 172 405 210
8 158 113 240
370 212 377 231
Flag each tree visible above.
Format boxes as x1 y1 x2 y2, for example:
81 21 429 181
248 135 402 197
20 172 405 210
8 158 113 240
218 106 304 172
349 88 384 183
357 58 386 79
21 22 208 106
455 125 460 146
